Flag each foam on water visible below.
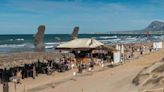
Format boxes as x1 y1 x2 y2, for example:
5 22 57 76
16 38 24 41
0 44 26 48
0 43 34 48
45 42 60 45
45 46 54 49
99 36 117 39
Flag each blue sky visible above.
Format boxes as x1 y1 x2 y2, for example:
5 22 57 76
0 0 164 34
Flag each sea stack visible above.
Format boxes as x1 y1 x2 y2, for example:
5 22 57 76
71 26 79 40
34 25 45 52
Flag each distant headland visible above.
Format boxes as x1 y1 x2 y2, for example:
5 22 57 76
109 20 164 35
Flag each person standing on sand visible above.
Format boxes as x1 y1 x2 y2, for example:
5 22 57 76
16 70 22 84
89 58 95 70
132 47 135 58
149 46 153 52
77 59 83 73
71 58 76 69
140 46 143 55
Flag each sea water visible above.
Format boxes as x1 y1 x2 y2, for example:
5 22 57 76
0 34 163 54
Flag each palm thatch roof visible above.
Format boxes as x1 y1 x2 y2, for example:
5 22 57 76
95 45 117 52
0 52 74 69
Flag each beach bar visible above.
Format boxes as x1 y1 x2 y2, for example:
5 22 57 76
56 38 117 65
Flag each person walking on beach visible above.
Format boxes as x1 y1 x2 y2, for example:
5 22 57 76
131 47 135 58
89 58 95 70
77 59 83 73
140 46 143 55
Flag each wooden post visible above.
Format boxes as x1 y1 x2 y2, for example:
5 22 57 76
23 84 26 92
47 64 52 75
3 69 9 92
50 61 53 69
3 82 9 92
32 64 36 79
14 82 16 92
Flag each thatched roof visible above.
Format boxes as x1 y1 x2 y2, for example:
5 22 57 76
0 52 74 69
95 45 117 52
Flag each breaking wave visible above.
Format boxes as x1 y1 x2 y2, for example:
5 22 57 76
0 43 34 48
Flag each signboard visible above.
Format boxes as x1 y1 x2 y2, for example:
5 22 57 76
113 51 121 64
153 42 162 49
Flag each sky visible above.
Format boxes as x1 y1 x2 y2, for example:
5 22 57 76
0 0 164 34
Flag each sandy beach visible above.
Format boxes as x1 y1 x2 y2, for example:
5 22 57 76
0 47 163 92
1 0 164 92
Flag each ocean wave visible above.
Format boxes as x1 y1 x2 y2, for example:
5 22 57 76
99 38 120 42
99 36 117 39
45 42 60 49
0 44 25 48
8 38 24 41
9 39 14 41
45 46 54 49
45 42 60 45
125 37 137 41
16 38 24 41
0 42 59 49
0 43 34 48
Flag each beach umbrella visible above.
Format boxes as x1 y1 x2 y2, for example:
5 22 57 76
56 38 104 50
121 45 124 54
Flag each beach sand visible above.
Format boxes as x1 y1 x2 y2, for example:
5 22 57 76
0 49 164 92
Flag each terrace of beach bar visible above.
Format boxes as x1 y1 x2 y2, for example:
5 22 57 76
0 52 75 83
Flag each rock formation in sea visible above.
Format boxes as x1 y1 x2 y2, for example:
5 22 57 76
110 20 164 34
71 26 79 40
34 25 45 52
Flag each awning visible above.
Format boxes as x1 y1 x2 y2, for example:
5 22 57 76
56 38 104 50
